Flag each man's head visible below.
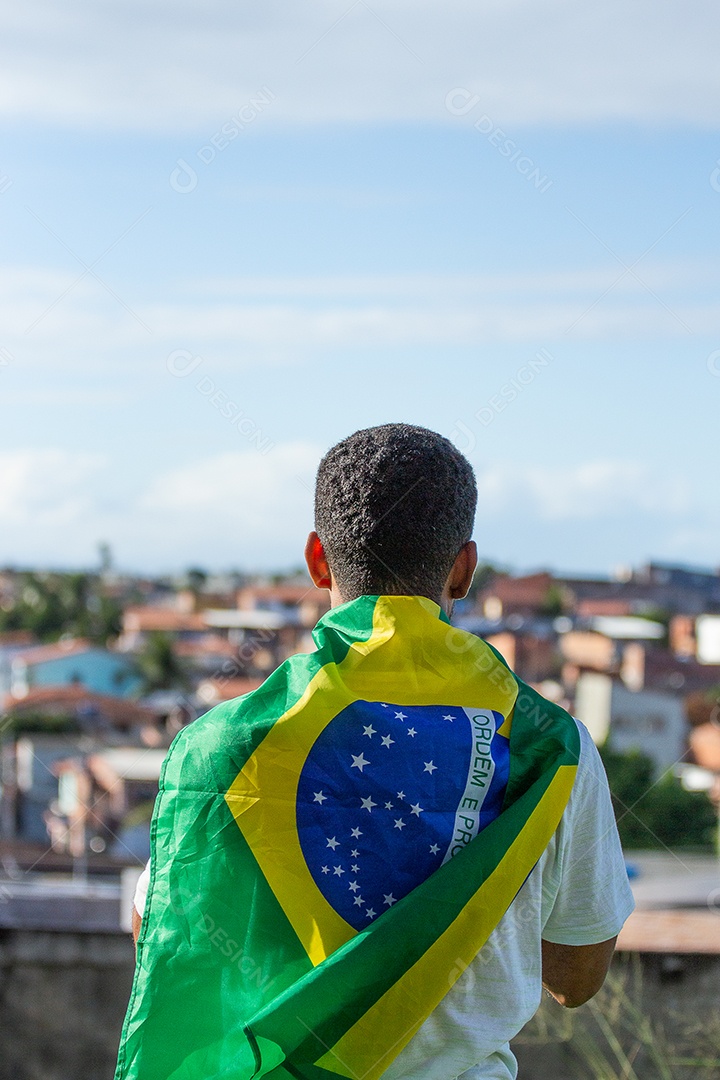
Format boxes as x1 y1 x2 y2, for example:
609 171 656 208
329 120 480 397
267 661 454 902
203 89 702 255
306 423 477 608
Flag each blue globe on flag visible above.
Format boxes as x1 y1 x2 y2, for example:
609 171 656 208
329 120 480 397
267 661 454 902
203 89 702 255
296 699 510 929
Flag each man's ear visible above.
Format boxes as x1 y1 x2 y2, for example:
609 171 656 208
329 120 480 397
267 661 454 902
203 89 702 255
447 540 478 599
304 531 332 590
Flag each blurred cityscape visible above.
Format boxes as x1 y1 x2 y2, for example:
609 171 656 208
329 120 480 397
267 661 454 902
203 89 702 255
1 551 719 1077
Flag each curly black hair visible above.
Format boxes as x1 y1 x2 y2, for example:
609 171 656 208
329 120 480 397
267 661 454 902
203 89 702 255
314 423 476 601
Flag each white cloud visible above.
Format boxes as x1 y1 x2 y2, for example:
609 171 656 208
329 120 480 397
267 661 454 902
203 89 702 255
131 442 321 567
3 261 719 376
0 448 104 526
0 443 322 570
0 444 706 574
474 460 691 521
0 1 718 131
141 443 319 519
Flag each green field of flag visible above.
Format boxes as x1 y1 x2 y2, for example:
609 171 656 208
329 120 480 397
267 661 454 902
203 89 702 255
115 595 579 1080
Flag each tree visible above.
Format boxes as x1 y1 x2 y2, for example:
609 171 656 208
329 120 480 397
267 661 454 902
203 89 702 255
600 744 716 850
135 632 191 694
0 570 122 644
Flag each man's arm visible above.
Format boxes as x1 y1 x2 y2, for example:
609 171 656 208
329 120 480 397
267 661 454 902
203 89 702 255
131 861 150 947
541 935 617 1008
132 904 142 946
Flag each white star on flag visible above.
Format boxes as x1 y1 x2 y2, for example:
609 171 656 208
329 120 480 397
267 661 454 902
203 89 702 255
443 714 456 721
354 895 365 906
423 760 437 774
383 893 397 906
407 727 417 737
313 791 327 803
360 796 377 812
349 881 360 892
333 865 345 876
321 865 330 873
351 848 359 857
351 827 363 838
395 711 407 720
384 801 393 810
410 803 423 816
326 836 340 850
429 843 440 854
351 863 359 872
381 735 395 747
394 818 406 830
397 791 405 800
351 752 370 772
366 908 376 919
362 725 376 738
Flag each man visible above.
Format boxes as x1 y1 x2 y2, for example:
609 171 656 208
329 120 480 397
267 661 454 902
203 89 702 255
120 423 633 1080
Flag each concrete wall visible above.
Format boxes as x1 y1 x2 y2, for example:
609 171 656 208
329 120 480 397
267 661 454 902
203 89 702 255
0 930 134 1080
1 929 719 1080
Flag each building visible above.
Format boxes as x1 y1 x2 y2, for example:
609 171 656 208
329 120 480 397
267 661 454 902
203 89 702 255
0 639 141 700
476 572 561 621
574 673 687 773
47 746 167 863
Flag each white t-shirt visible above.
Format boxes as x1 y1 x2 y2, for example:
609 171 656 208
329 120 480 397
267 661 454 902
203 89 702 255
134 720 634 1080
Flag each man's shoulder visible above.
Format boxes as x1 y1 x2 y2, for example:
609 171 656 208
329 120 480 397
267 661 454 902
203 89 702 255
161 653 314 790
569 718 607 787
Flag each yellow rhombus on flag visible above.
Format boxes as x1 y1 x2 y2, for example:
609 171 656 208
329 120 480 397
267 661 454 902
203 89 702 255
115 595 579 1080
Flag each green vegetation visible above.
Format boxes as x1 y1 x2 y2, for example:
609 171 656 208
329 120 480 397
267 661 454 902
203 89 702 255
122 800 156 828
0 571 122 644
600 745 716 851
0 711 80 737
540 583 566 617
135 631 191 693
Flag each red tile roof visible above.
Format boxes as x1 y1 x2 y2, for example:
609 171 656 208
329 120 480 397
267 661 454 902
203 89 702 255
0 631 37 647
11 639 93 664
197 677 265 704
123 607 208 632
482 572 555 605
577 598 635 617
238 583 318 604
2 686 157 727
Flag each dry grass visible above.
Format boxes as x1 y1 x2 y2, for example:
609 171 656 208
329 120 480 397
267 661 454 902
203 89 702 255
514 958 720 1079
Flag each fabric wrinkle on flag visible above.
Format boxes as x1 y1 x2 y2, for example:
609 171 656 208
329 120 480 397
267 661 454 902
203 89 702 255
114 594 579 1080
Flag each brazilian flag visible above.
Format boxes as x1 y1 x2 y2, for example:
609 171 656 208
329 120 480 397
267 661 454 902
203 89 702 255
115 595 579 1080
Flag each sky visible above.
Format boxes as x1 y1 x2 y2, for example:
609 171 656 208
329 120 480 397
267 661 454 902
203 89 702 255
1 0 719 577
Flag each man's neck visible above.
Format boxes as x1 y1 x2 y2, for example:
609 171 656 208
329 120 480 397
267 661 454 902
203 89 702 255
329 588 452 619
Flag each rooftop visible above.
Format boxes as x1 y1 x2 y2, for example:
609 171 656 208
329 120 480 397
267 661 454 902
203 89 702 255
9 639 94 664
2 686 156 727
